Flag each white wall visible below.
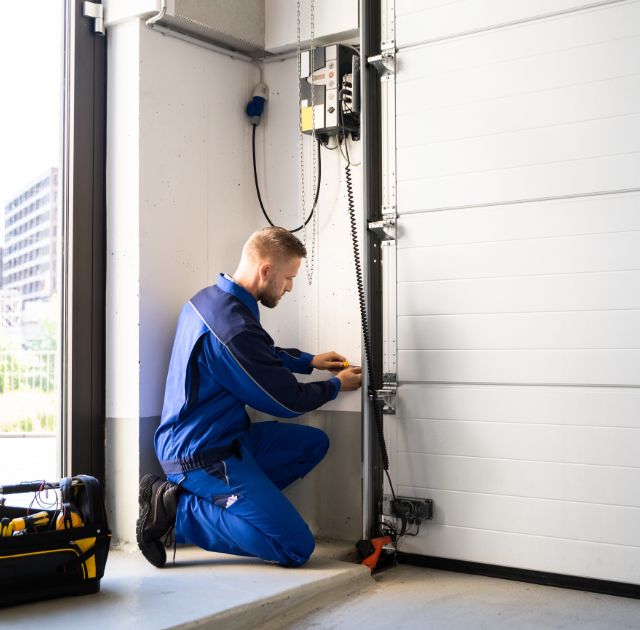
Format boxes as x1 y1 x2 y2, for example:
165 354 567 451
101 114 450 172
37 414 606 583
105 18 143 542
138 24 259 417
265 0 359 52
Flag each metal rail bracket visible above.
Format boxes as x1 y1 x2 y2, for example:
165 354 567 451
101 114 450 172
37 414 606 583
371 372 397 414
368 206 396 241
367 46 396 78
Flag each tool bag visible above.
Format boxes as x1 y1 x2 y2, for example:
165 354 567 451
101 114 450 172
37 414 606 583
0 475 111 607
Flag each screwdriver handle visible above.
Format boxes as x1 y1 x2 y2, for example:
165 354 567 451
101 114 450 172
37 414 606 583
0 511 50 536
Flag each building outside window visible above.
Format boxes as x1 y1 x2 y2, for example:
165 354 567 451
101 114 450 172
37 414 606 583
2 168 59 303
0 3 63 479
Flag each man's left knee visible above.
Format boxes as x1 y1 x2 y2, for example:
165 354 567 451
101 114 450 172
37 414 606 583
307 426 330 462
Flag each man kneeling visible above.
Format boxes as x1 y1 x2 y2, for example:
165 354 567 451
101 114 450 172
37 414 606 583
136 227 362 568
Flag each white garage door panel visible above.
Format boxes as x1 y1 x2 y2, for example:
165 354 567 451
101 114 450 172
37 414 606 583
398 311 640 350
396 22 640 114
399 109 640 178
396 489 640 548
399 44 640 114
398 154 640 213
396 0 621 46
397 420 640 468
399 75 640 147
395 453 640 507
398 231 640 282
399 525 640 584
397 193 640 248
397 38 640 125
397 115 640 181
395 5 640 213
398 271 640 316
388 0 640 583
397 2 640 84
398 384 640 428
399 349 640 385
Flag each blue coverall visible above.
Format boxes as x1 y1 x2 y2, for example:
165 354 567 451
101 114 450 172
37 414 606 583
154 274 341 567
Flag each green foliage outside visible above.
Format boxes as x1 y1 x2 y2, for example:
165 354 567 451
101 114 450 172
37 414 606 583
0 391 57 433
0 301 58 434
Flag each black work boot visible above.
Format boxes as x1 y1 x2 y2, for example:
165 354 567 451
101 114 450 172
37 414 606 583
136 474 180 568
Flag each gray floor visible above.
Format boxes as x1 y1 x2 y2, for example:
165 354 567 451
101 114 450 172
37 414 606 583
4 540 640 629
287 564 640 630
0 541 370 629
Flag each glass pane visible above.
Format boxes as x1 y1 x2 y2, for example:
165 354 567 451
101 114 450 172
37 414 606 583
0 1 65 485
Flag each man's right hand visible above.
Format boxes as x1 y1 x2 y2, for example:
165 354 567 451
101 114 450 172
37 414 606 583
336 366 362 392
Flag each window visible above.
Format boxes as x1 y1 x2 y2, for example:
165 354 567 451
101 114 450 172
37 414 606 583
0 1 105 485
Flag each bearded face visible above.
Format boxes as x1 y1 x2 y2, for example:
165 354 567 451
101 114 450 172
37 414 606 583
257 274 282 308
257 257 301 308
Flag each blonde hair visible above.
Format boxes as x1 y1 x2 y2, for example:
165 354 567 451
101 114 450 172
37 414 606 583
245 227 307 262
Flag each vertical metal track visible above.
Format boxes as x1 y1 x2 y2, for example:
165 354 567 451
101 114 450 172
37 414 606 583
379 0 398 510
360 0 383 539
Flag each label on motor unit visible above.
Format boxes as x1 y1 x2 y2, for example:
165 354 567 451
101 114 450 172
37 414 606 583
301 106 314 131
301 105 325 132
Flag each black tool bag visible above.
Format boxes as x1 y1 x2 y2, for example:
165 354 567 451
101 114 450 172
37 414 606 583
0 475 111 607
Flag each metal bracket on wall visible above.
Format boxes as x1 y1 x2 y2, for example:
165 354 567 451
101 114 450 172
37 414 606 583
83 1 105 35
368 206 396 241
371 372 397 415
367 45 396 79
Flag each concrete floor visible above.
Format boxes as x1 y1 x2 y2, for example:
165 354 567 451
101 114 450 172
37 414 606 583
287 564 640 630
0 541 371 629
4 541 640 629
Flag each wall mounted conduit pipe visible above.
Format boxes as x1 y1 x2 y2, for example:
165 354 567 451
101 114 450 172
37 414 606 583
145 0 166 28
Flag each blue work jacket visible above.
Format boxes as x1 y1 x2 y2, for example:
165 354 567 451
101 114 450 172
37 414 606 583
154 273 341 462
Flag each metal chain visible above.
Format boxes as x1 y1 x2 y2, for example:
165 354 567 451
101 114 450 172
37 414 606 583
306 0 318 285
296 0 318 285
296 0 306 243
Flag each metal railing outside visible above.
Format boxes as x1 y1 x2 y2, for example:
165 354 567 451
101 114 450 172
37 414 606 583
0 350 58 434
0 350 56 393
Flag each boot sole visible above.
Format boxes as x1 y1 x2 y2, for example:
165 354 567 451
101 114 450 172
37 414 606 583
136 474 156 544
136 474 166 568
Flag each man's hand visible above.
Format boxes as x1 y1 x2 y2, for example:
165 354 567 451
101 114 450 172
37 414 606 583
311 351 349 372
336 366 362 392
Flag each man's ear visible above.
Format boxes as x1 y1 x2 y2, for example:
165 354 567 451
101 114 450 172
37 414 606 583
258 261 272 283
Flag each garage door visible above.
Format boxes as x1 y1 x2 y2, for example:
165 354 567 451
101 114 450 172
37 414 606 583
384 0 640 584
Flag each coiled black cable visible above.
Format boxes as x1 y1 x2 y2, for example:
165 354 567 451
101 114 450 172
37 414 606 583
344 142 396 503
252 123 321 234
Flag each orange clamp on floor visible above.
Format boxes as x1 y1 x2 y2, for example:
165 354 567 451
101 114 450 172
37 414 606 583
356 535 394 572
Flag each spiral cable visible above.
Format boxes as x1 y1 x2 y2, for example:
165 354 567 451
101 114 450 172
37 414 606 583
345 159 394 500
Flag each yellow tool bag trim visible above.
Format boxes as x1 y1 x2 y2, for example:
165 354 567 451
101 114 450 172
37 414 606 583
0 475 111 608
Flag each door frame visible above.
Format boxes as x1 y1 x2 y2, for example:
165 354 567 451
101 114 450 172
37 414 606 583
60 0 106 481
